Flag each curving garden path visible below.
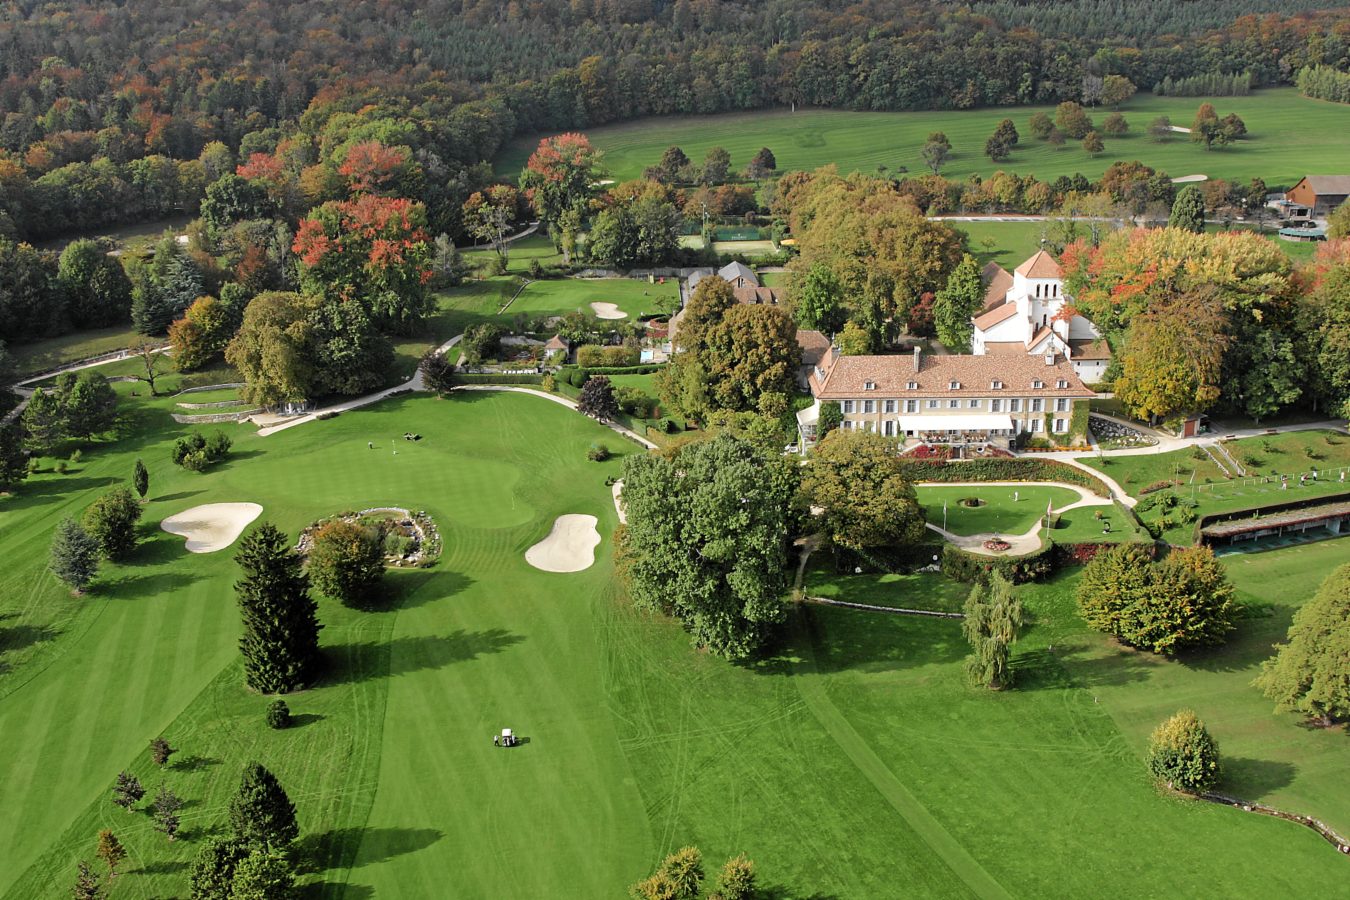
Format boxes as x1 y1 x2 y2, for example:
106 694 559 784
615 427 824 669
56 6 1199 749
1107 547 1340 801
920 480 1113 556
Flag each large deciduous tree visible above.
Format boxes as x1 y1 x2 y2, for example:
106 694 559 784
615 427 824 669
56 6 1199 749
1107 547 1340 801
169 295 234 371
225 292 316 408
1255 563 1350 725
800 429 924 551
587 196 682 268
617 434 799 660
792 263 846 334
462 184 522 264
519 133 602 238
577 375 619 420
292 196 434 333
82 486 142 560
780 170 964 346
962 571 1024 690
307 519 385 607
57 239 132 328
235 523 322 693
932 253 984 352
1077 544 1236 654
1114 292 1228 422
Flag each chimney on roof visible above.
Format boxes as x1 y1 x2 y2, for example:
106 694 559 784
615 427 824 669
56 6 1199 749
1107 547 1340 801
913 345 922 372
1044 352 1056 366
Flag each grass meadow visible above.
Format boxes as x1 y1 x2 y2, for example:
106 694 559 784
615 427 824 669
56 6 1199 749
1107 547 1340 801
2 362 1349 896
497 88 1350 189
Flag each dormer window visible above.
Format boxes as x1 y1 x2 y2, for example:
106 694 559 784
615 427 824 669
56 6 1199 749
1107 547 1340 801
1056 379 1068 389
906 381 918 390
1032 379 1044 389
948 381 961 390
864 381 876 391
991 380 1003 390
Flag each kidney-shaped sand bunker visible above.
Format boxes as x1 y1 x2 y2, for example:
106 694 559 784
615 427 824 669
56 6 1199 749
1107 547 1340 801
525 514 601 573
160 502 264 553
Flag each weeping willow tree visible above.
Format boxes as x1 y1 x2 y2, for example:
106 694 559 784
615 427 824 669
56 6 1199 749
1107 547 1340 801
962 570 1025 690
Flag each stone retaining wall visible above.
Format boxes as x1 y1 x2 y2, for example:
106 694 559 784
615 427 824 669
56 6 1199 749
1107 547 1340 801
171 409 260 424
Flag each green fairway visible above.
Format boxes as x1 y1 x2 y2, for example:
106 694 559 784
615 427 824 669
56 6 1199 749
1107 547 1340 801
8 325 146 377
461 233 565 275
506 276 677 321
950 221 1051 270
497 89 1350 188
917 484 1080 536
3 373 1350 897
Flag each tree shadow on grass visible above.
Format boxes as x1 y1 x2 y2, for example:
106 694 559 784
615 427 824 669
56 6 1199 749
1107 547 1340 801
0 474 120 512
212 449 264 471
348 569 471 613
760 886 842 900
795 603 967 676
137 859 188 876
1223 756 1297 801
0 621 59 675
288 713 325 728
324 629 523 686
296 827 443 876
174 754 222 773
1022 640 1156 691
151 489 205 504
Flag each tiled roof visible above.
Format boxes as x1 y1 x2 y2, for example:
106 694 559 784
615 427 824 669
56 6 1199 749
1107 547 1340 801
1302 175 1350 196
1026 326 1058 350
717 261 758 286
733 286 779 305
796 329 831 367
973 303 1020 330
544 334 568 351
1014 249 1064 279
982 341 1027 355
981 262 1013 310
815 352 1093 399
1069 338 1112 360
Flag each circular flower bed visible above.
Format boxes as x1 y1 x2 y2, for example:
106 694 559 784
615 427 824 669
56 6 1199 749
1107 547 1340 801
959 497 983 508
983 538 1011 552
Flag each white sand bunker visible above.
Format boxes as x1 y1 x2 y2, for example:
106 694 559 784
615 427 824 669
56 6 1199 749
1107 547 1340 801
1171 173 1208 183
525 514 601 572
590 302 628 320
161 503 263 553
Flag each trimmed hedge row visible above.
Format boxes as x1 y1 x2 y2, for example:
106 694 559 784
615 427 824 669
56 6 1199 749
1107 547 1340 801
941 543 1055 584
894 458 1112 496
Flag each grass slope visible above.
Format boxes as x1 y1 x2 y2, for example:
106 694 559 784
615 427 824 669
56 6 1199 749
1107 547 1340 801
498 89 1350 188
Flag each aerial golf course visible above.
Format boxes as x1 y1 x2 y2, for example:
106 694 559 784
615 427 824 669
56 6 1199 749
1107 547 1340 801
1 352 1348 898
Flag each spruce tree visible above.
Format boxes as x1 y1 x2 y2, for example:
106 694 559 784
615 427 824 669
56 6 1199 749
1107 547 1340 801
50 518 101 593
235 523 322 693
72 860 102 900
111 771 144 812
95 830 126 878
133 458 149 500
228 849 296 900
153 784 183 841
1168 185 1205 233
188 838 250 900
228 762 299 850
0 423 28 492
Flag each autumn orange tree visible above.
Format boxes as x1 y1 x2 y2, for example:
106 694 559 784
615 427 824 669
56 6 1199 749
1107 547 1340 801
518 132 602 237
292 195 434 333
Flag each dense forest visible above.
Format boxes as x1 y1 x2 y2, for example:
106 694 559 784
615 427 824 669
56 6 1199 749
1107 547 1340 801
1 0 1349 244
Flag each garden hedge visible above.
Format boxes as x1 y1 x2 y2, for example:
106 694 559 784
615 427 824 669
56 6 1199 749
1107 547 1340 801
941 542 1055 584
446 373 544 386
895 458 1112 496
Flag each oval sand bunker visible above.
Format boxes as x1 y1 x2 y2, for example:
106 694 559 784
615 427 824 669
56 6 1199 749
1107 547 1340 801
161 502 263 553
525 514 601 573
590 302 628 320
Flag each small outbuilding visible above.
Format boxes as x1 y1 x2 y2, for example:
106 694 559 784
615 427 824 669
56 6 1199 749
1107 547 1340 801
1285 175 1350 218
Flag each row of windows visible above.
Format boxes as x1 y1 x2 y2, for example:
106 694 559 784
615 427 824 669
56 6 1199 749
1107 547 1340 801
841 398 1071 414
1034 282 1061 299
840 418 1068 435
860 378 1069 391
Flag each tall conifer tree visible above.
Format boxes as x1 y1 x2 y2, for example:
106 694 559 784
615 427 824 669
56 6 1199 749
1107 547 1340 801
235 523 321 693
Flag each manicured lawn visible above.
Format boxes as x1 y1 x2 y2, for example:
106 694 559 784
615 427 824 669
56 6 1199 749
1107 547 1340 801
461 233 564 274
8 325 147 377
758 271 788 288
3 381 1348 897
498 88 1350 188
952 220 1051 270
804 566 967 613
1051 501 1145 544
506 276 678 320
1081 429 1350 543
916 484 1080 536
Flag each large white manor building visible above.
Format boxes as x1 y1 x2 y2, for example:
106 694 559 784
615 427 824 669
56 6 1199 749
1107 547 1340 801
970 250 1111 384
